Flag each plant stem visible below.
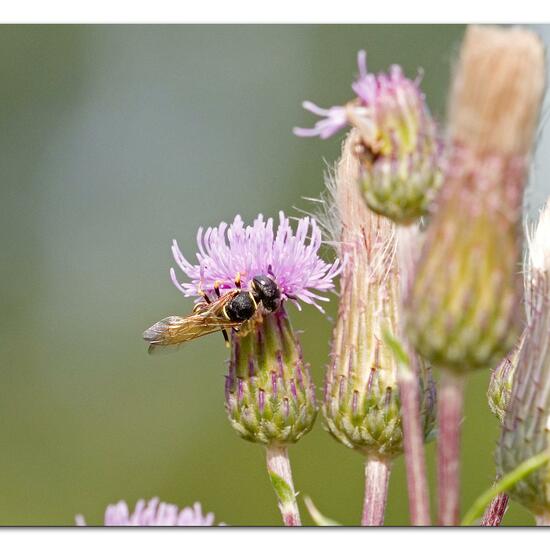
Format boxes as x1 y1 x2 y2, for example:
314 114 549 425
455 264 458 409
362 456 391 526
398 355 432 525
481 492 509 526
395 225 431 526
266 445 301 526
437 370 465 526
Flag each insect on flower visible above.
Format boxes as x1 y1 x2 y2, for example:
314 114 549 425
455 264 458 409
143 273 282 353
143 212 340 353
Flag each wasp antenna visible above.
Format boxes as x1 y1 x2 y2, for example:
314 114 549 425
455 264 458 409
235 272 242 288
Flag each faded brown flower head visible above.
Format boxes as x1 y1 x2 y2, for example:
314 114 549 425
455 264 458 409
406 25 545 373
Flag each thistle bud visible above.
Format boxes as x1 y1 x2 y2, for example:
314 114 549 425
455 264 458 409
496 199 550 521
405 26 545 373
225 307 317 444
294 51 443 224
322 133 436 458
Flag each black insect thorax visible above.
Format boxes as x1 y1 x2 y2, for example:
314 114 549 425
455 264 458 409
225 292 257 322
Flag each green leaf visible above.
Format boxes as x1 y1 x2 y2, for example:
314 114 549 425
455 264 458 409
382 327 415 381
461 450 550 526
268 471 295 505
382 327 410 366
303 496 341 526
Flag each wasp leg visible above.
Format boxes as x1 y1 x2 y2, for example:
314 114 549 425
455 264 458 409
213 280 230 346
222 329 230 347
193 288 212 313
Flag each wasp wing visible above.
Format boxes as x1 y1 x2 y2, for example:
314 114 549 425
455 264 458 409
143 291 241 354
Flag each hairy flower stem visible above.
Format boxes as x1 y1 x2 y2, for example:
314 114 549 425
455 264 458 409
481 492 509 526
266 445 301 526
398 357 431 525
437 371 465 525
396 225 432 526
362 456 392 526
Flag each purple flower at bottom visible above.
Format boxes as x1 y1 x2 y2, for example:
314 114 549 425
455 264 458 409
76 498 219 526
170 211 341 312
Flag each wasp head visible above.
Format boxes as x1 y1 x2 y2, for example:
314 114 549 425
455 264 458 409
251 275 282 313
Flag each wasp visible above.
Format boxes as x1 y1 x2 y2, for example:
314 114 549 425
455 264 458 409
143 274 282 353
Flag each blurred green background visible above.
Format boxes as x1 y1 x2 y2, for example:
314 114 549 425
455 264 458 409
0 24 547 526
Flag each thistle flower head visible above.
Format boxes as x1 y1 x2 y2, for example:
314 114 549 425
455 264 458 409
497 198 550 518
294 51 443 224
166 214 338 446
171 212 340 312
76 498 218 526
294 51 428 150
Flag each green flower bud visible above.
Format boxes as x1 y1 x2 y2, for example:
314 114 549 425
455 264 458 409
359 149 443 226
405 26 545 373
294 51 443 225
349 55 443 225
225 307 317 445
322 136 436 458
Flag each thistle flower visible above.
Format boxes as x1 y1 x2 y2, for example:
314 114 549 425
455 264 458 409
405 26 545 374
170 212 340 525
497 199 550 522
319 133 436 524
171 212 340 312
294 50 443 224
171 212 340 445
76 498 218 526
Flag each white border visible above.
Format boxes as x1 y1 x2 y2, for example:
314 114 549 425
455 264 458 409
0 526 547 550
2 0 550 23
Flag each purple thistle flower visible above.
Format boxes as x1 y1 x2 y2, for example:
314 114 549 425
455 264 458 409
76 498 219 526
293 50 424 148
293 50 442 224
170 211 341 312
292 102 349 140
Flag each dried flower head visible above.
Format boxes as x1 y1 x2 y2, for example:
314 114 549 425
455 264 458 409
405 25 545 373
171 212 340 312
76 498 219 526
294 51 443 224
497 199 550 520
